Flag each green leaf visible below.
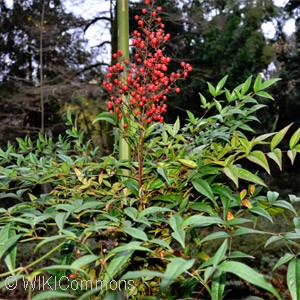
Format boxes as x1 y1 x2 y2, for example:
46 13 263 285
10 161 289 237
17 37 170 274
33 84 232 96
287 258 300 300
31 291 76 300
266 191 279 205
265 235 282 248
0 224 18 274
271 124 293 151
157 167 170 184
150 239 172 251
254 74 262 93
211 270 226 300
122 226 148 241
212 240 228 266
55 213 68 232
199 93 208 108
216 75 228 93
71 255 98 269
274 200 297 216
124 179 139 197
288 149 297 165
289 127 300 149
192 178 215 204
201 231 230 243
139 207 171 217
104 250 133 281
267 148 282 171
241 76 252 95
121 270 164 280
177 158 197 169
35 235 73 251
260 77 281 90
171 229 186 249
247 150 270 174
249 207 273 223
182 215 224 228
124 207 138 221
224 165 239 187
159 258 195 295
229 251 254 259
93 112 117 125
173 116 180 135
218 261 281 299
0 224 22 261
237 168 267 187
232 227 262 237
255 91 274 100
273 253 294 271
110 242 152 254
207 82 217 97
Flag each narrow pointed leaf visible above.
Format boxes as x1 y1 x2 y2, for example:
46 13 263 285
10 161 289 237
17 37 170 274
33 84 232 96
93 112 117 125
273 253 294 271
247 150 270 174
157 167 170 184
249 207 273 223
237 168 267 187
71 255 98 269
260 77 281 90
267 148 282 171
122 226 148 241
110 242 152 254
288 149 297 165
104 250 133 281
207 82 217 97
224 165 239 188
289 127 300 149
241 75 252 95
271 124 292 151
287 258 300 300
177 158 197 169
201 231 229 243
216 75 228 93
192 178 215 204
121 270 164 280
182 215 224 227
218 261 281 299
254 74 262 93
159 258 195 294
255 91 274 100
265 235 282 247
211 270 226 300
31 291 76 300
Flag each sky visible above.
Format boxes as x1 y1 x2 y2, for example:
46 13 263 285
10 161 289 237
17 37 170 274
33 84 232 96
61 0 296 46
4 0 297 58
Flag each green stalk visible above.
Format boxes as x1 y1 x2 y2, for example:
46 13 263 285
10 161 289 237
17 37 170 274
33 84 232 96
117 0 131 175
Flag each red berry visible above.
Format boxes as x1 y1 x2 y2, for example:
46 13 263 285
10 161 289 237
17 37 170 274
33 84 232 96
175 87 181 93
142 8 147 14
123 123 128 129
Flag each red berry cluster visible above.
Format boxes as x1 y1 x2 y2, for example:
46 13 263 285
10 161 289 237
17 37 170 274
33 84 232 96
102 0 192 128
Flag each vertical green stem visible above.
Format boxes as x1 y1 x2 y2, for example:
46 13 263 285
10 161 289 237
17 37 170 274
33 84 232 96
117 0 131 174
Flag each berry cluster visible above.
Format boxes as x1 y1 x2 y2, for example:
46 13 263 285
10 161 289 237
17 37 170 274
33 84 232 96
102 0 192 127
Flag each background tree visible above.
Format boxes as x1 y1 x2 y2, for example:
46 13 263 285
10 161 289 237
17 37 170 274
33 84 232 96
128 0 277 121
0 0 112 153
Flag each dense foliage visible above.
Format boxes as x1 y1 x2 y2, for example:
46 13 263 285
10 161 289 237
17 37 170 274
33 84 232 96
1 2 300 299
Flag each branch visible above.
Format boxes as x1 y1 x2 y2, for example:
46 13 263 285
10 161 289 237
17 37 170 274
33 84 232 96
84 16 112 33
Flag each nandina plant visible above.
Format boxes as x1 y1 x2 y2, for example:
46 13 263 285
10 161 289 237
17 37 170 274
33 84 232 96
99 0 192 205
1 0 300 300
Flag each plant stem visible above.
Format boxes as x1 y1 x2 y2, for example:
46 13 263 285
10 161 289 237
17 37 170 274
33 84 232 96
117 0 131 176
138 129 145 192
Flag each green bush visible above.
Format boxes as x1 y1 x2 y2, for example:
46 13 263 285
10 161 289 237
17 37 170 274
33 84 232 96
1 1 300 299
0 76 300 299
